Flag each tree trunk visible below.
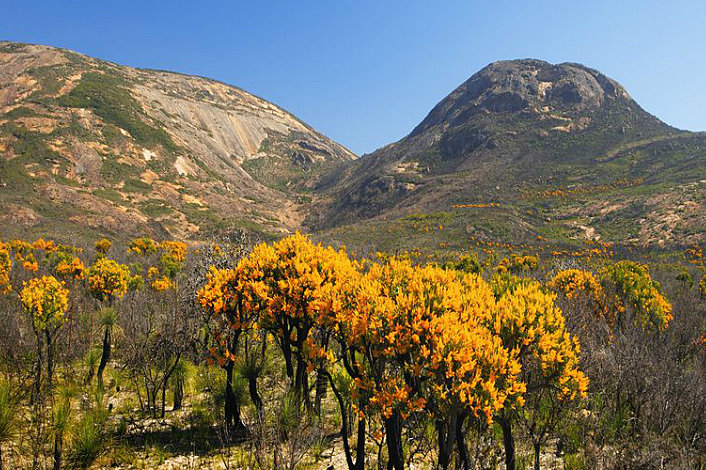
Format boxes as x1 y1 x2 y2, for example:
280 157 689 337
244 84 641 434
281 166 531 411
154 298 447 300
384 411 404 470
161 355 181 417
147 386 157 418
53 433 62 470
436 421 450 470
500 416 516 470
173 376 183 411
161 382 167 418
282 337 294 380
294 355 311 411
152 388 157 418
224 362 245 437
97 325 112 389
327 371 365 470
135 379 144 414
455 413 470 470
354 416 366 470
247 375 262 417
45 331 54 393
436 410 458 470
33 335 43 405
533 441 541 470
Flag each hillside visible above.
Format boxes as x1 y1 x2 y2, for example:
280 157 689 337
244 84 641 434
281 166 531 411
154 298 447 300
0 42 355 241
315 59 706 249
2 45 705 250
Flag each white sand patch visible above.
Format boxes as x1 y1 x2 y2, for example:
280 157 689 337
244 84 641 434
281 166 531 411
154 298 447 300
143 149 156 161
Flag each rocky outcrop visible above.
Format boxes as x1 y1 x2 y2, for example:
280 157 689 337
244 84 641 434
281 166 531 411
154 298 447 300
411 60 635 136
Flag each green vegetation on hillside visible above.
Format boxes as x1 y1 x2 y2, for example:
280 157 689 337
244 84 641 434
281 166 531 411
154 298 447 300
57 72 179 153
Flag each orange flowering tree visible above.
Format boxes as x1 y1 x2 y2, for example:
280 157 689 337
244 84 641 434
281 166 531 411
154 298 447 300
126 237 162 290
157 241 187 279
44 247 87 354
94 238 112 256
334 258 524 470
129 238 188 293
198 266 258 434
3 238 76 287
490 282 588 470
356 259 455 469
425 272 525 469
194 238 539 469
86 257 130 304
497 254 539 274
19 275 70 397
19 275 69 334
1 238 84 292
31 238 58 253
128 236 158 256
549 268 607 329
196 234 361 440
550 263 672 334
371 261 524 470
8 240 40 273
303 259 379 470
240 233 359 408
684 246 706 297
85 256 131 387
54 256 86 282
601 261 672 330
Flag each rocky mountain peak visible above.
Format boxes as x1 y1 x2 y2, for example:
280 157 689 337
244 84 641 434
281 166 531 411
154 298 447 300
411 59 632 136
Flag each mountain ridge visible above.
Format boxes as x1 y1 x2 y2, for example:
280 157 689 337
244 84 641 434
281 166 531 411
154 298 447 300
1 42 705 249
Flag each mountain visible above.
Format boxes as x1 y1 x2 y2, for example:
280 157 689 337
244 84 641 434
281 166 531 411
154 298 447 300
315 59 706 248
2 45 704 249
0 42 355 241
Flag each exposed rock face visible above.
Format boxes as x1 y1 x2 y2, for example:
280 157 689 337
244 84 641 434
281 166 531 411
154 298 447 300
130 70 351 168
0 42 355 240
411 60 630 136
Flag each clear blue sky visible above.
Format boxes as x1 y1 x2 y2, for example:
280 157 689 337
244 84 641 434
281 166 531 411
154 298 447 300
2 1 704 155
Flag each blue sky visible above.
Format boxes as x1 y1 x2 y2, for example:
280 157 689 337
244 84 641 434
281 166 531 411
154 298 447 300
2 1 704 154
